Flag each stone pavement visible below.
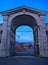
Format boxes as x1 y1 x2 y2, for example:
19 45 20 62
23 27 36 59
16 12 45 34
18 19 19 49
0 56 48 65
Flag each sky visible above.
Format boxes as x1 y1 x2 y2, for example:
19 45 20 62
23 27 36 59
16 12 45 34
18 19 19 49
0 0 48 42
0 0 48 23
16 26 34 43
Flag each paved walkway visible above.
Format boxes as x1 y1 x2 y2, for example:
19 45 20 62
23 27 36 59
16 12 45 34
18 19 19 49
0 56 48 65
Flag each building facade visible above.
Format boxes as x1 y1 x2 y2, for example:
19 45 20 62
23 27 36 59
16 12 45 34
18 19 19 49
0 6 48 57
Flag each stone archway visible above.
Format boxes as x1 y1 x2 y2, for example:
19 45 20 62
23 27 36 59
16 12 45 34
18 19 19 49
1 6 48 57
9 15 39 56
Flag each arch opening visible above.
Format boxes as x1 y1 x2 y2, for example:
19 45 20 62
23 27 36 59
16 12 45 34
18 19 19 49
10 14 39 56
15 25 34 56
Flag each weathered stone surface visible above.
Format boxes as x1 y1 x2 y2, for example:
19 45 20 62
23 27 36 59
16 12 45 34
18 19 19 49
0 6 48 57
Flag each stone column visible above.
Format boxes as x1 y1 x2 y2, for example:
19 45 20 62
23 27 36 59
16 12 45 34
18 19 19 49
1 16 8 57
38 15 48 57
34 27 39 56
7 24 15 56
7 26 11 56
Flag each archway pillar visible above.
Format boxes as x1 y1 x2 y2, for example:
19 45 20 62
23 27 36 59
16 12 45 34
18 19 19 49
0 16 9 57
38 15 48 57
34 27 39 55
7 24 15 56
7 26 11 56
